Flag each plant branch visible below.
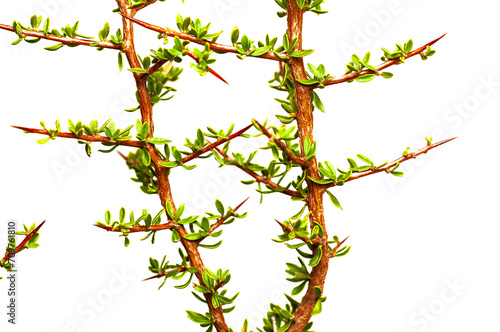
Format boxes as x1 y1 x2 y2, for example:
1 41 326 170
322 33 447 87
253 120 308 167
11 125 143 148
118 13 282 61
181 124 253 165
329 137 457 186
213 146 303 199
1 221 46 267
0 23 120 50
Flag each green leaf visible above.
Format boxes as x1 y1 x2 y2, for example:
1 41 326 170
309 245 322 267
118 52 123 72
44 43 64 51
36 137 51 144
326 190 343 210
381 72 393 79
296 78 319 85
128 68 148 74
184 232 202 241
291 281 307 295
231 26 239 44
141 149 151 166
147 137 172 144
186 311 212 325
355 74 376 83
290 49 314 57
215 199 224 215
357 154 373 166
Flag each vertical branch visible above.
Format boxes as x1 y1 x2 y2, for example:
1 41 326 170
115 2 228 331
286 2 330 331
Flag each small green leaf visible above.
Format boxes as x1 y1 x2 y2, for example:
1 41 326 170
357 154 373 166
381 72 393 79
118 52 123 72
147 137 172 144
326 190 343 210
231 26 239 44
128 68 148 74
290 49 314 57
215 199 224 215
44 43 64 51
355 74 376 83
309 246 322 267
37 137 51 144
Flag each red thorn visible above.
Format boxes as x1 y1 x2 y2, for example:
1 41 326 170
431 136 457 148
233 197 250 212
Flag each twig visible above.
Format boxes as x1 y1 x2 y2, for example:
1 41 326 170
186 50 229 85
11 126 143 148
0 23 120 50
331 137 458 186
323 33 447 87
1 221 46 266
253 120 308 167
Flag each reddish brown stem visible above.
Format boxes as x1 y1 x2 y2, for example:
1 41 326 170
0 23 120 50
186 50 229 85
11 125 143 148
285 2 329 331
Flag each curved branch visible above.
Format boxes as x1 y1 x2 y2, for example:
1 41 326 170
119 13 282 61
0 23 120 50
11 125 143 148
323 33 447 87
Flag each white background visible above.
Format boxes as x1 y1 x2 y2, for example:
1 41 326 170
1 0 499 331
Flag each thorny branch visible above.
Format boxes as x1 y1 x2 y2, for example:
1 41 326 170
0 23 120 50
11 126 143 148
119 13 283 61
323 33 447 87
332 137 458 187
1 221 46 267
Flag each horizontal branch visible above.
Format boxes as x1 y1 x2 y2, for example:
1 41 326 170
330 137 457 186
11 125 143 148
254 120 308 167
94 221 174 233
181 124 253 164
119 13 282 61
0 23 120 50
323 33 447 87
1 220 46 266
214 146 303 199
